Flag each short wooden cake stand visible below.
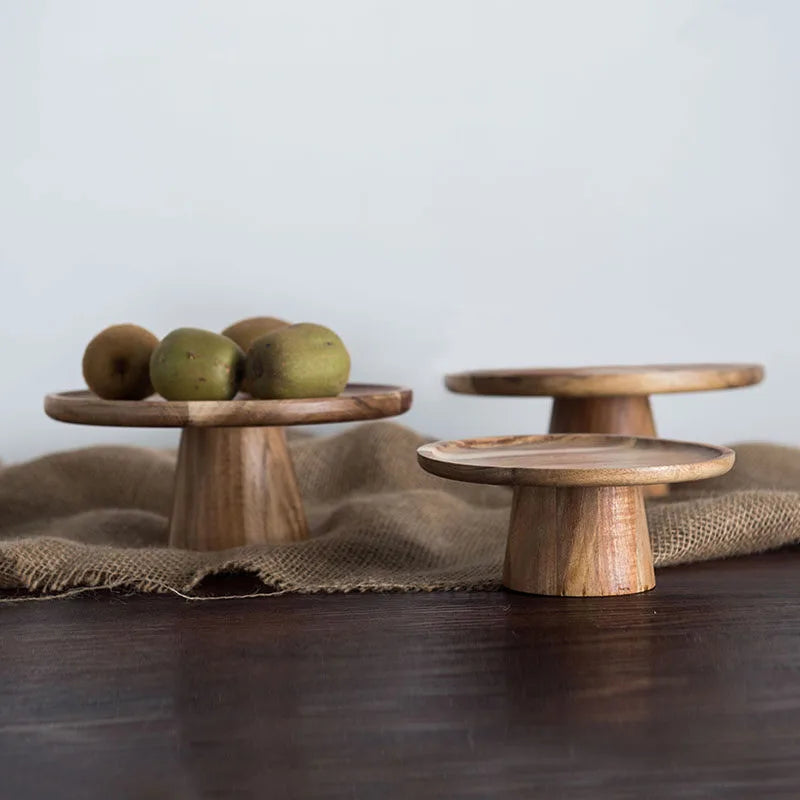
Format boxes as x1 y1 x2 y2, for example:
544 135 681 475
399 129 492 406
418 434 734 597
446 363 761 497
45 385 412 551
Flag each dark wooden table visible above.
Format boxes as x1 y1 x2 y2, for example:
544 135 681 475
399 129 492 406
2 550 800 799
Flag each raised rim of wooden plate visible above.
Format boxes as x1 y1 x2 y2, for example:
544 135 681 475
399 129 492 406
417 433 735 487
445 363 764 397
44 384 413 428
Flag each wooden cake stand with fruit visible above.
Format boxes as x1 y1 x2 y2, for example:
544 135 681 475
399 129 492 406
45 386 412 551
446 363 762 496
418 434 734 597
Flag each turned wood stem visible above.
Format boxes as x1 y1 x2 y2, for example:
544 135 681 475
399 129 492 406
503 484 655 597
548 396 668 497
169 426 308 550
548 395 656 436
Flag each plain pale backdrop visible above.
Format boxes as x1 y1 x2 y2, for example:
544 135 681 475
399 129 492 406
1 0 798 462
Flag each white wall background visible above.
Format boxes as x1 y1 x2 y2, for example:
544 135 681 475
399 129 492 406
1 0 798 462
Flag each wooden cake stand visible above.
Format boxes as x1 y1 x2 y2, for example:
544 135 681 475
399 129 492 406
45 385 412 551
418 434 734 597
446 363 761 496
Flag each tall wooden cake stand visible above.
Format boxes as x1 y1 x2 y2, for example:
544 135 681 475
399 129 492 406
446 363 761 496
45 385 412 551
418 434 734 597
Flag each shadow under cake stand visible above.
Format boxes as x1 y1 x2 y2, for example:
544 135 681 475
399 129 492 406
45 385 412 551
418 434 734 597
446 363 761 496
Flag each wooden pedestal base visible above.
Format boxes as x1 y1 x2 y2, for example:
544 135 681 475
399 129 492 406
503 485 655 597
418 433 734 599
169 426 308 550
45 384 413 552
549 396 668 497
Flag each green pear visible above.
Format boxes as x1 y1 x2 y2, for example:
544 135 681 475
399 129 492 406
150 328 245 401
221 317 290 394
246 323 350 399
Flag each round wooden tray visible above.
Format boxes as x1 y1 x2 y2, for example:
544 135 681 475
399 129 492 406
45 384 412 428
444 362 760 498
418 433 734 598
45 384 412 551
417 433 733 487
445 363 764 397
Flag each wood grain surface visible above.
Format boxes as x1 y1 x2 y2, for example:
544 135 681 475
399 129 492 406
2 549 800 799
417 434 735 487
504 484 654 596
549 395 669 497
445 363 764 397
169 426 307 549
44 384 413 428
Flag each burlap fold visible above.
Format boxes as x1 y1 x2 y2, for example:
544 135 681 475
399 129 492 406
1 422 799 595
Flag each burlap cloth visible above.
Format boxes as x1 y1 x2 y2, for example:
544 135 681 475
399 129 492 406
1 421 799 596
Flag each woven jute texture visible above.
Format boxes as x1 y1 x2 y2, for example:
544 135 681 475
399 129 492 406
1 422 799 595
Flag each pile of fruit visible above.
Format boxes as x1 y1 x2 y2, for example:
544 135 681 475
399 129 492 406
81 318 351 402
